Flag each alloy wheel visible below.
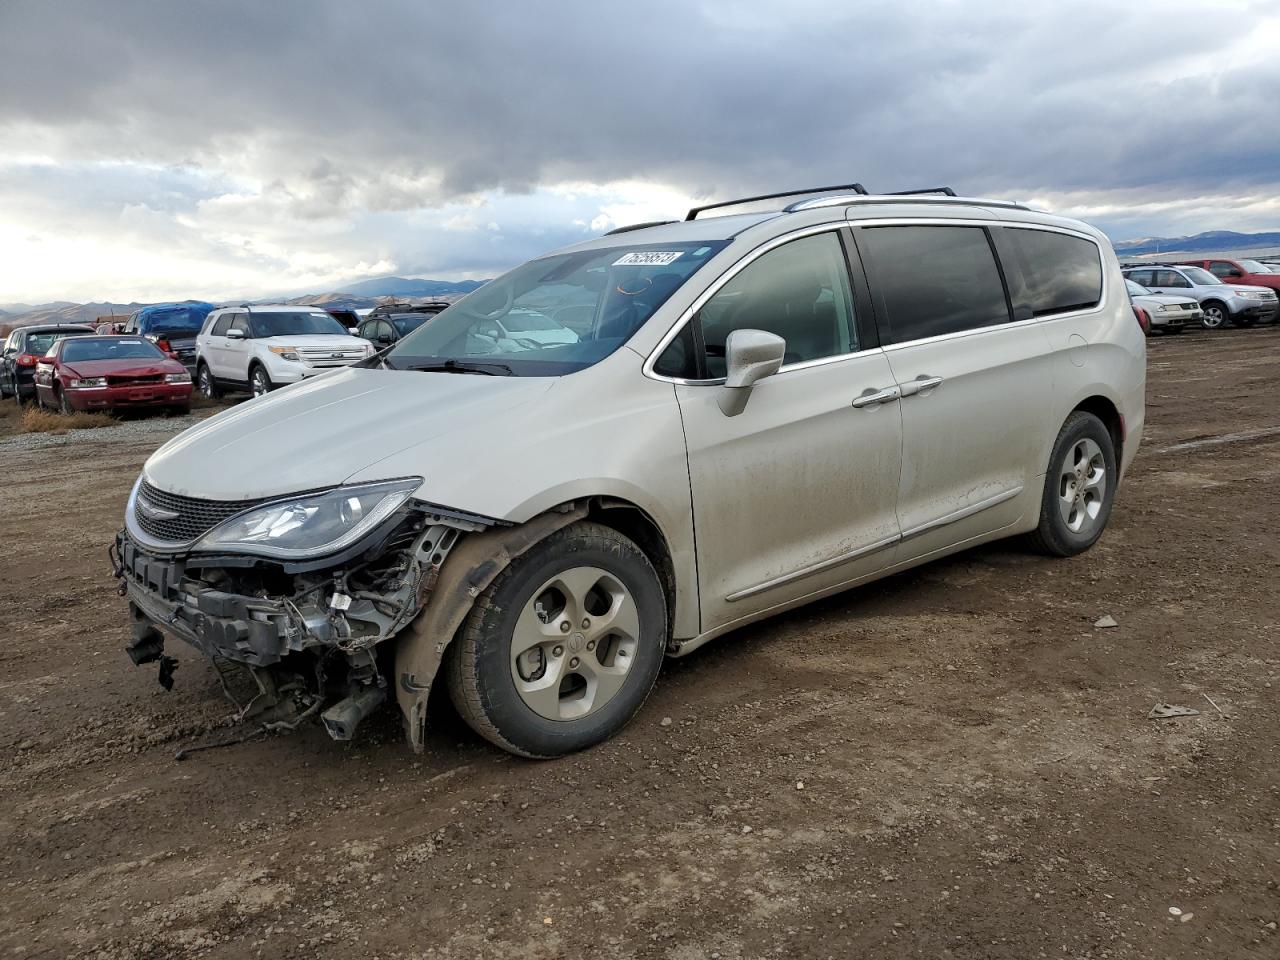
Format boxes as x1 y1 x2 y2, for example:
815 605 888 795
198 367 215 398
1202 305 1226 329
1058 438 1107 535
251 369 269 397
509 566 640 721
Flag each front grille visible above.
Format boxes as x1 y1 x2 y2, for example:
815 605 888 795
298 346 364 368
108 374 163 386
134 480 267 544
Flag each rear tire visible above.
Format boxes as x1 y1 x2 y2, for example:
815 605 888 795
445 521 668 758
1027 411 1117 558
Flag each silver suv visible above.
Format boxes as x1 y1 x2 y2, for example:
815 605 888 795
1121 263 1278 329
114 185 1146 759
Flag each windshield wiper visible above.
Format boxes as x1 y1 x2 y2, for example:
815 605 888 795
405 359 514 376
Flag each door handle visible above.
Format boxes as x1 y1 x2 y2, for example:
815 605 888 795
851 385 901 408
899 375 944 398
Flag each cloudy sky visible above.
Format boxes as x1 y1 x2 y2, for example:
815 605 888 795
2 0 1278 304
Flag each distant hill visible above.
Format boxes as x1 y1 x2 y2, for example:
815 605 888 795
1113 230 1280 256
0 301 141 334
336 276 488 298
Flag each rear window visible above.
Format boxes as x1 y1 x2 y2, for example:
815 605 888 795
861 225 1011 343
24 331 83 355
1005 229 1102 317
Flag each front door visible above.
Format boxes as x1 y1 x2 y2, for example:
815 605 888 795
663 229 904 632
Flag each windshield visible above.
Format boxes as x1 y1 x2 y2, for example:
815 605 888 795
62 337 164 363
1124 279 1150 296
1238 259 1269 273
251 312 349 337
1180 266 1219 285
390 314 430 336
385 240 728 376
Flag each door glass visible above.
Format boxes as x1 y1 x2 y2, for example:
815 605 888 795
666 232 856 379
861 225 1011 343
228 312 251 336
1154 270 1191 288
210 313 233 336
1209 261 1234 278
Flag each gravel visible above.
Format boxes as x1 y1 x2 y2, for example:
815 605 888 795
0 412 206 451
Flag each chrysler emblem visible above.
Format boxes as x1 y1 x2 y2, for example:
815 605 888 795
136 496 179 522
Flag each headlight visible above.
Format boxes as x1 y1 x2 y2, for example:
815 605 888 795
68 377 107 388
194 478 421 558
269 346 301 361
164 372 191 383
1235 289 1265 299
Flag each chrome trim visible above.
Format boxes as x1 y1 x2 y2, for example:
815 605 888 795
851 385 901 408
644 216 1109 384
899 486 1023 541
724 534 900 603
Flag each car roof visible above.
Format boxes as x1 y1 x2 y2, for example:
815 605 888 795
213 304 331 313
20 324 96 333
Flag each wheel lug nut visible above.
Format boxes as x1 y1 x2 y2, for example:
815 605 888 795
586 640 595 651
560 621 571 633
581 618 590 629
553 645 564 657
569 657 580 668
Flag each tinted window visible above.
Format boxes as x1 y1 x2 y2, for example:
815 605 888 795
210 313 233 336
1006 229 1102 316
659 232 856 380
250 311 361 338
1208 261 1237 278
1153 270 1192 288
389 315 427 336
1178 266 1219 285
862 226 1010 343
229 312 252 336
1125 269 1154 287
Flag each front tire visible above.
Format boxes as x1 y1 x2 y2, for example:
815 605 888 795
446 521 668 758
1027 411 1117 557
196 363 219 399
249 364 272 398
58 389 73 415
1201 301 1228 329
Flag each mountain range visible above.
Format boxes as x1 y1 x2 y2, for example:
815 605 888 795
0 276 490 333
1112 230 1280 256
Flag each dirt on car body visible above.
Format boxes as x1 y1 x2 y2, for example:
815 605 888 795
1 329 1278 959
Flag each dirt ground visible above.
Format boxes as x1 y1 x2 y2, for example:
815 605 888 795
1 329 1278 960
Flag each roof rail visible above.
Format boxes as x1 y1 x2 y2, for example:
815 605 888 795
885 186 958 197
686 183 868 221
604 220 678 236
788 194 1030 213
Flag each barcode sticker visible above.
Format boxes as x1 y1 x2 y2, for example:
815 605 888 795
613 251 683 267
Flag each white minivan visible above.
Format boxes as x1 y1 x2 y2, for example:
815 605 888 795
116 186 1145 759
195 304 373 398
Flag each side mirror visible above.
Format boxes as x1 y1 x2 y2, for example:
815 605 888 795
226 328 246 340
718 328 786 416
1227 270 1243 278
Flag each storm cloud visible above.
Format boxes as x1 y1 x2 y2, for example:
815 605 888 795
2 0 1278 302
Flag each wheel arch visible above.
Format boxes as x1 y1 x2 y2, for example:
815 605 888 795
1071 395 1124 468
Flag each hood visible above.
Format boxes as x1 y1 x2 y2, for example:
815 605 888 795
64 359 185 378
143 366 554 500
1131 293 1196 308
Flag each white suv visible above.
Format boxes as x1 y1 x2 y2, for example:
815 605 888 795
195 305 374 398
117 185 1145 760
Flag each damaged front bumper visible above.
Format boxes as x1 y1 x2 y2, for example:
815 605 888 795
111 500 489 742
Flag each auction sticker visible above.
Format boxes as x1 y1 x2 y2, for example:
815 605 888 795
613 251 683 267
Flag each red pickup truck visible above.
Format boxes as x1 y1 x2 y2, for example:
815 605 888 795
1175 258 1280 300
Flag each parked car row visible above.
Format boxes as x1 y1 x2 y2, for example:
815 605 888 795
1121 261 1279 330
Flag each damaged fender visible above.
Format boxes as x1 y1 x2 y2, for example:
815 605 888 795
395 502 588 752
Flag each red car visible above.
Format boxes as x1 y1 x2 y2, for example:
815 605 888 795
1175 258 1280 300
34 335 193 415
